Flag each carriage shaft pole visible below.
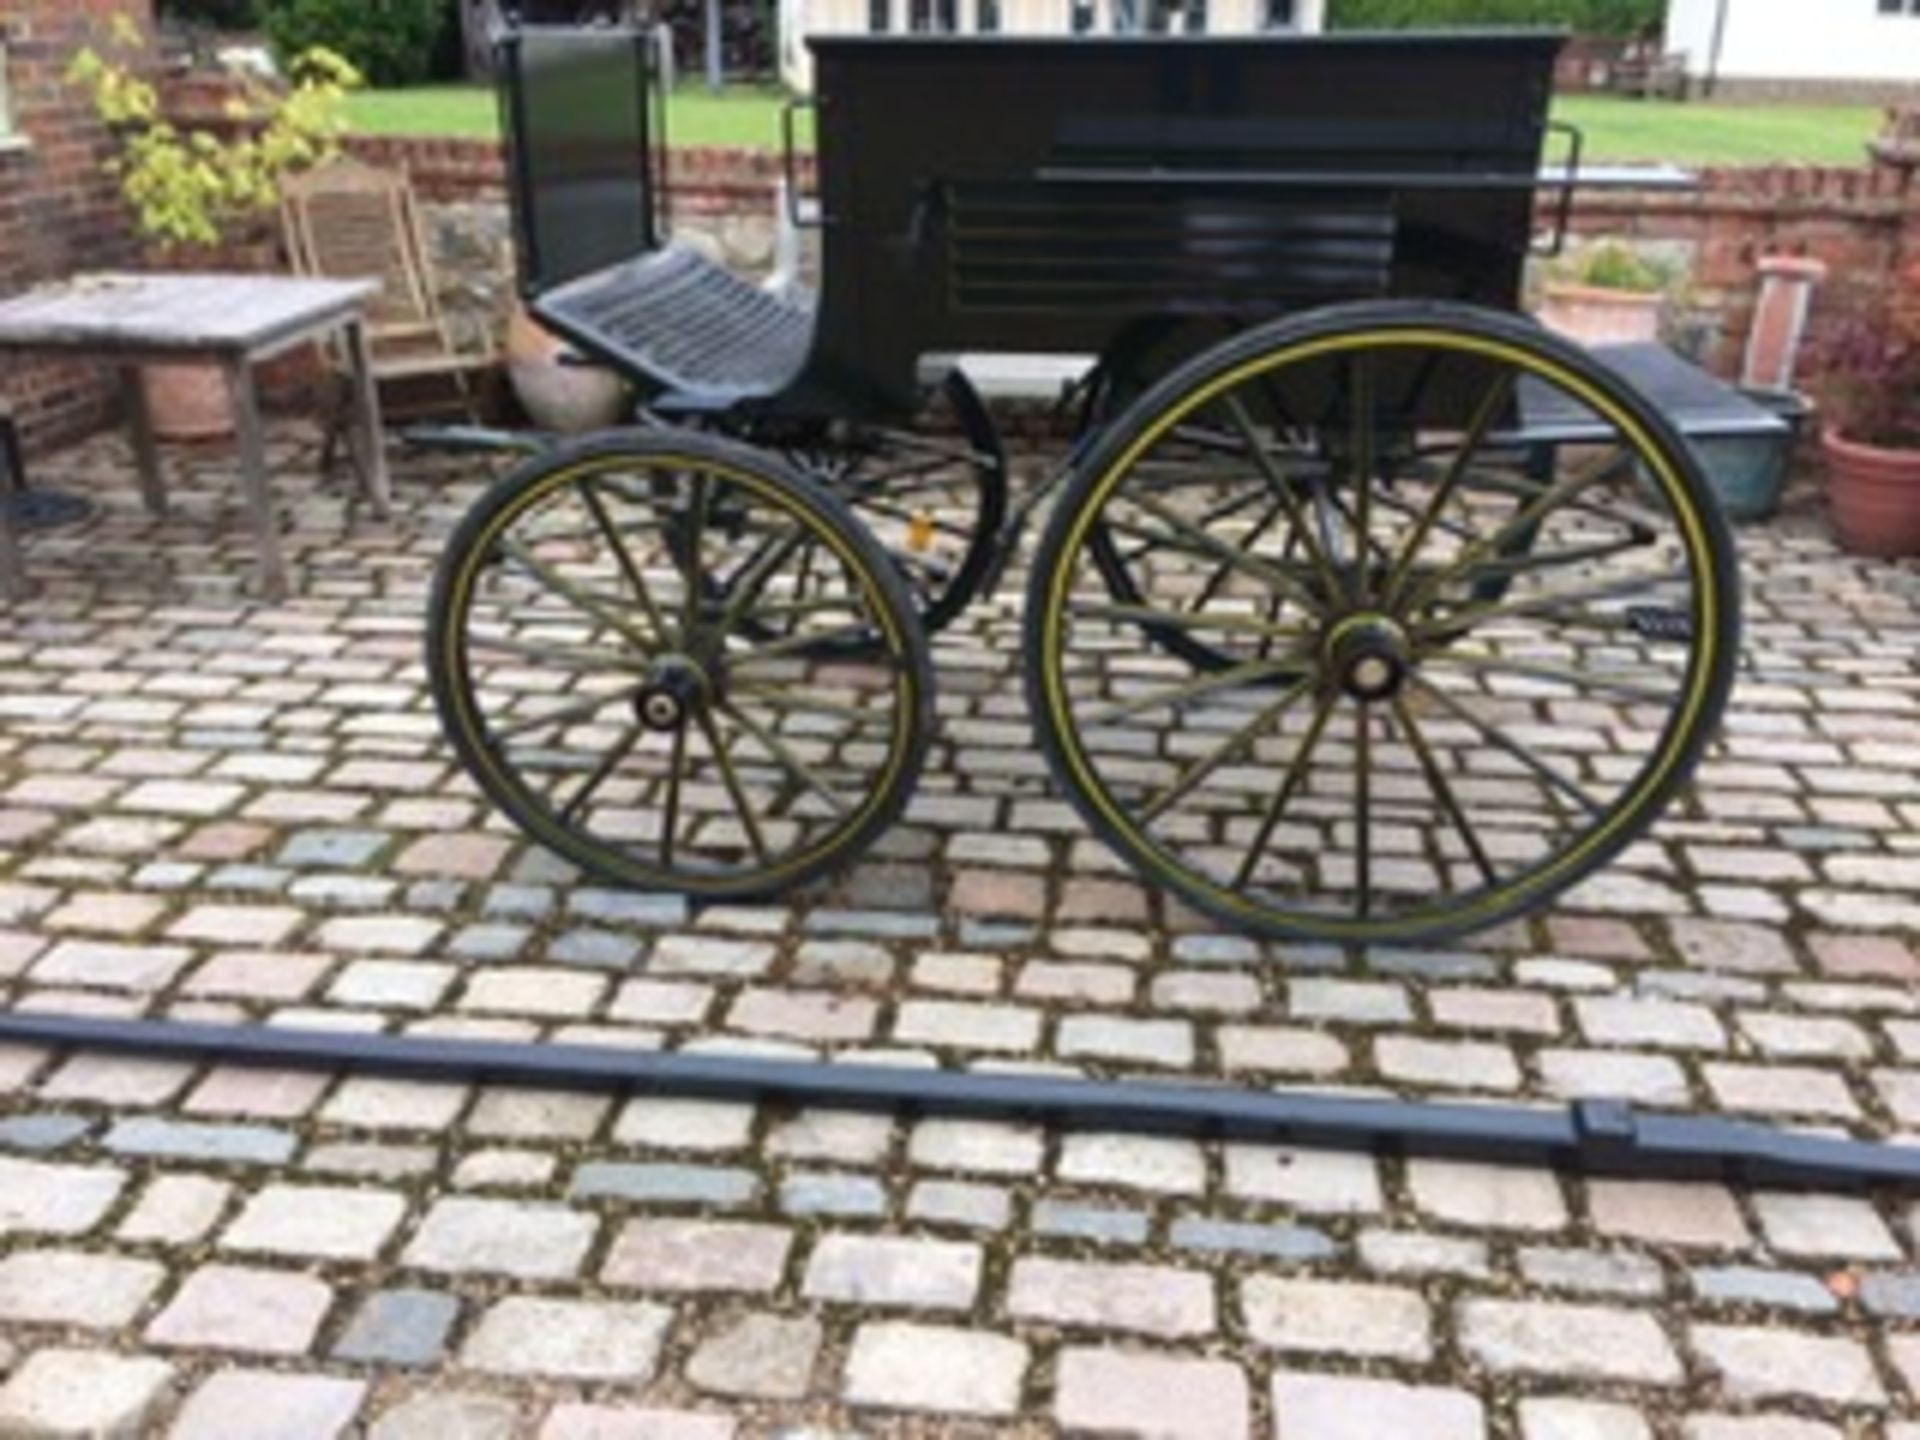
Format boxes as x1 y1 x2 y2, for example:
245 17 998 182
3 1013 1916 1190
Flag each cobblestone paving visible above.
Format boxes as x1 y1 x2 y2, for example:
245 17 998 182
0 428 1915 1437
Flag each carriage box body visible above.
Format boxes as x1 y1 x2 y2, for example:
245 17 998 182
806 32 1564 403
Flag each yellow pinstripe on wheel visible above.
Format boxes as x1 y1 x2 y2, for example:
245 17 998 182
1026 303 1739 944
429 430 933 901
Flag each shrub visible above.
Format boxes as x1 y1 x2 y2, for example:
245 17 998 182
157 0 264 28
68 16 360 251
1328 0 1662 38
261 0 448 87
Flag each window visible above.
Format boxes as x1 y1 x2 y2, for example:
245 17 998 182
870 0 891 32
909 0 958 30
1264 0 1297 28
1880 0 1920 13
1071 0 1096 33
977 0 1001 31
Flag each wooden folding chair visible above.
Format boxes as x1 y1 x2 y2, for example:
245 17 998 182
280 156 495 476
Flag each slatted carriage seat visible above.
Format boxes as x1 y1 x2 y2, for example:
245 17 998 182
497 26 816 410
535 247 814 407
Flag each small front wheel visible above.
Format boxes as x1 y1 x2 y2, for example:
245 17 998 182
1026 302 1739 944
429 431 933 899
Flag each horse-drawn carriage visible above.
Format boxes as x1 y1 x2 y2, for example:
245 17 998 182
428 25 1740 945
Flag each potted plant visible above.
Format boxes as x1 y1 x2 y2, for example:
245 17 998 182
1819 261 1920 558
1536 241 1671 347
67 17 360 438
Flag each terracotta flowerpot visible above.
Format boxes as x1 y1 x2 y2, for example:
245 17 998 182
1535 283 1664 347
505 307 629 433
1823 427 1920 557
141 360 234 440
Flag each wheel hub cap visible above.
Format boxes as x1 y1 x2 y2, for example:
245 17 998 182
635 654 707 732
1323 613 1411 704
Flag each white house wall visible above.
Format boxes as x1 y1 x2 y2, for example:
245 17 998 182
1666 0 1920 85
782 0 1326 92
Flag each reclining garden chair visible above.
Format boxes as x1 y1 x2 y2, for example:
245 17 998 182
280 156 495 476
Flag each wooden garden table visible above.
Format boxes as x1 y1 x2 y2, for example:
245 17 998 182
0 272 388 600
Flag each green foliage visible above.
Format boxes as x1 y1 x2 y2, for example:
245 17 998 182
67 16 360 251
261 0 447 88
1552 241 1669 293
156 0 263 28
1328 0 1662 37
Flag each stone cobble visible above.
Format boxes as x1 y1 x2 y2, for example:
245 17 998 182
0 429 1913 1432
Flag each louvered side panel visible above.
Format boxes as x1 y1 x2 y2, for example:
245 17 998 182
947 185 1396 317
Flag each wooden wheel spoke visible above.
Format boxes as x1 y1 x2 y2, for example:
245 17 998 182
717 523 809 632
1381 371 1516 604
696 707 770 864
1403 446 1637 613
1406 675 1604 816
1414 566 1691 638
491 683 642 742
1349 352 1375 603
1232 688 1339 888
558 721 641 824
1112 492 1325 615
467 633 651 675
719 699 853 818
1391 695 1497 889
578 479 675 645
728 621 879 668
731 684 892 726
1068 600 1312 641
1139 674 1314 824
1115 482 1272 566
499 538 658 656
1083 649 1314 726
1423 650 1674 706
659 722 688 868
1218 394 1343 599
1354 703 1373 917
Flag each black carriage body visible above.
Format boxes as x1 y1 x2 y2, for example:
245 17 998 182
808 33 1560 409
500 28 1563 421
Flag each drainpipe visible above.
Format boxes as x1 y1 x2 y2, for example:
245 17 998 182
705 0 723 92
1704 0 1731 99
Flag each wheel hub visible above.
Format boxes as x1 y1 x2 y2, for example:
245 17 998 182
634 654 708 732
1323 613 1412 704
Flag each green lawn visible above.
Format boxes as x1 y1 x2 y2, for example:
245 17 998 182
346 84 801 150
1554 95 1880 165
346 84 1879 166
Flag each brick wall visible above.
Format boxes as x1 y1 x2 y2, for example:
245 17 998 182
1562 163 1920 406
342 132 1920 416
0 0 152 452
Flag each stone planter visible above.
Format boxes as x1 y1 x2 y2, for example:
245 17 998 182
141 360 234 440
504 306 629 433
1535 283 1664 347
1823 426 1920 557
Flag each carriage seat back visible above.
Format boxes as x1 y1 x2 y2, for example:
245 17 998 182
497 26 666 298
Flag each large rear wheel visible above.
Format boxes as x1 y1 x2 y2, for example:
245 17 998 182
1026 302 1739 944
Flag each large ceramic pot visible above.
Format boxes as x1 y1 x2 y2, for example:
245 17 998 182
505 306 630 433
1535 283 1663 347
1823 426 1920 557
142 360 234 440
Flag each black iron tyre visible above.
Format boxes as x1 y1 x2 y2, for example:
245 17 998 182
429 429 933 899
1026 301 1740 944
